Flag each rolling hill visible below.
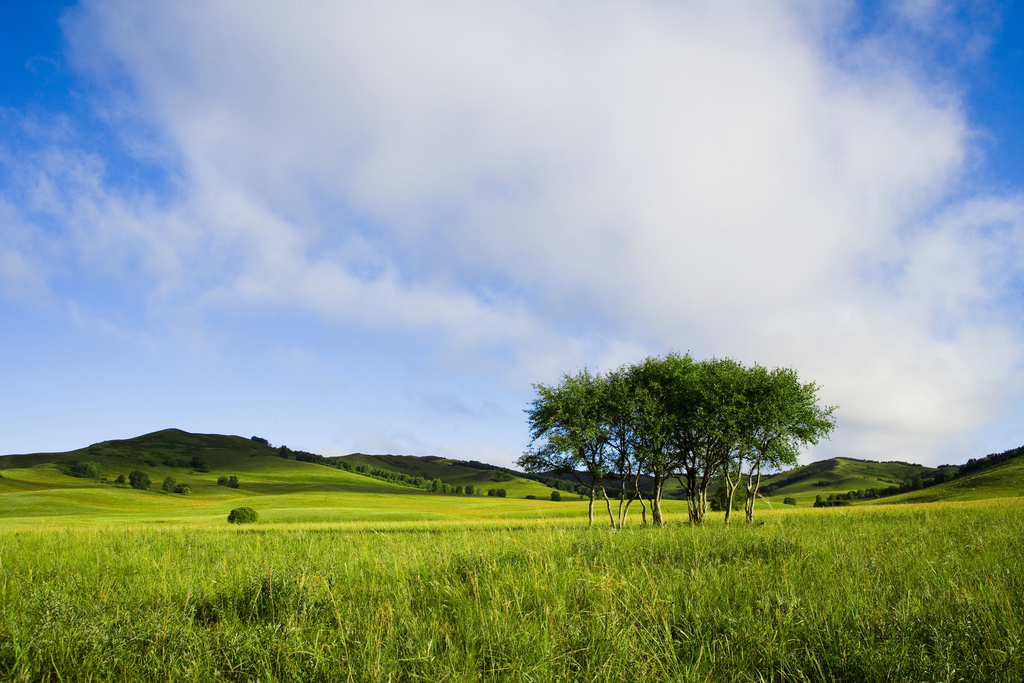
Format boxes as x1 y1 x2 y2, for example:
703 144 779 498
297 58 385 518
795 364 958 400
0 429 575 526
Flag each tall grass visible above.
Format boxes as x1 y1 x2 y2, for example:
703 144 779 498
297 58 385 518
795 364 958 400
0 501 1022 681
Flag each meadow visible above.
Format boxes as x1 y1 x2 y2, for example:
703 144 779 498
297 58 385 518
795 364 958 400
1 500 1021 682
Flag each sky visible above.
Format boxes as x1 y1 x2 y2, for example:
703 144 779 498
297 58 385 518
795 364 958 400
1 0 1022 467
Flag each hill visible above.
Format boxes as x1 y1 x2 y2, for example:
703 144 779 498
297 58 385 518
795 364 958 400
0 429 575 526
756 458 947 506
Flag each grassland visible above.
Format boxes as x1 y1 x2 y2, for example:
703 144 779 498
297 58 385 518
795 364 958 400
3 430 1024 680
1 501 1022 682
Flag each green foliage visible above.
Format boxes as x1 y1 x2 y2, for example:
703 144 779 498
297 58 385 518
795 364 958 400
217 475 240 489
525 495 536 499
783 497 797 506
465 484 474 495
190 456 211 472
162 476 176 492
487 489 507 498
227 507 259 524
115 474 126 485
128 470 150 490
173 484 191 495
551 490 561 501
66 461 102 479
251 436 270 446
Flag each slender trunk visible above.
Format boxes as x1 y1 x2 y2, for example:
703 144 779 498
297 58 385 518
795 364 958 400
723 457 743 526
616 486 625 530
745 462 762 524
622 470 642 527
601 485 616 529
684 468 702 525
651 471 664 527
622 490 635 528
588 485 595 527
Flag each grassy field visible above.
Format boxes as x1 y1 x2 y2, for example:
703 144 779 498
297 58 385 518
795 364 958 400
1 500 1023 682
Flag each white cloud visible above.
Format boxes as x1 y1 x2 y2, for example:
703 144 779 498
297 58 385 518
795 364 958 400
2 0 1019 463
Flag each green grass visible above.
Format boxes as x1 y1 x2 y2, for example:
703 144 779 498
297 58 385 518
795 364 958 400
0 501 1022 681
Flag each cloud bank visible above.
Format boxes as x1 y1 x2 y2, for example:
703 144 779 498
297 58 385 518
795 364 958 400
2 0 1022 464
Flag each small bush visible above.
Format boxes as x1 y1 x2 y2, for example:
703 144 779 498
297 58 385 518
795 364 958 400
162 476 176 492
487 489 507 498
551 490 561 502
67 461 102 479
190 456 211 473
813 499 852 508
783 497 797 506
128 470 150 490
228 507 258 524
525 495 536 500
465 484 475 495
115 474 127 485
251 436 269 446
174 484 191 495
217 475 240 488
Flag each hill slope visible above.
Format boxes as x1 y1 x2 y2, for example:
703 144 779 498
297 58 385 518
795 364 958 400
757 458 944 505
0 429 574 525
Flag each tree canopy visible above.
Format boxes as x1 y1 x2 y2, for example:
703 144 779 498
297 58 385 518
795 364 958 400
519 353 836 527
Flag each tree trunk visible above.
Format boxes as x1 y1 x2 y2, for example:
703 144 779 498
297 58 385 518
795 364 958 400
651 473 664 527
600 485 616 529
723 459 742 526
588 486 595 527
744 462 762 524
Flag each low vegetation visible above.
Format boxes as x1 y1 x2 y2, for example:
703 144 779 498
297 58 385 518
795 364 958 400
227 506 258 524
0 501 1021 681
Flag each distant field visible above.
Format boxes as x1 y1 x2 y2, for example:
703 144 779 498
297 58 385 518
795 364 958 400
1 500 1021 681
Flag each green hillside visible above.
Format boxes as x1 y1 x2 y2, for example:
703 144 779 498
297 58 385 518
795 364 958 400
756 458 944 506
0 429 577 526
881 454 1024 504
333 453 559 498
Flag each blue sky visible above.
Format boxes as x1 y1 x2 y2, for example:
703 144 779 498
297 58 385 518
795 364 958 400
1 0 1022 467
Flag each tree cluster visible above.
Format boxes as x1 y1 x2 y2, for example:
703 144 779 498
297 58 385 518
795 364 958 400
518 353 836 528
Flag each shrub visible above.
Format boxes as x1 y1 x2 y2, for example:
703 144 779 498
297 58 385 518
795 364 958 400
783 497 797 506
525 495 536 500
190 456 211 473
228 507 258 524
217 476 240 488
162 476 176 492
465 484 475 495
174 484 191 495
115 474 127 485
67 461 102 479
813 499 852 508
487 488 507 498
454 485 464 494
128 470 150 490
551 490 561 502
251 436 269 446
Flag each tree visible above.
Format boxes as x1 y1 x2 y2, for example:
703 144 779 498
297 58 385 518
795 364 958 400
783 496 797 506
603 367 646 529
551 490 561 501
128 470 150 490
465 484 475 495
624 354 695 527
228 507 258 524
162 476 176 492
519 368 616 528
68 461 102 479
674 357 748 526
742 366 836 523
115 474 127 485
